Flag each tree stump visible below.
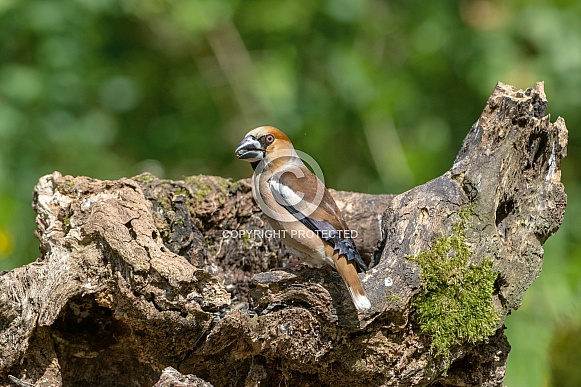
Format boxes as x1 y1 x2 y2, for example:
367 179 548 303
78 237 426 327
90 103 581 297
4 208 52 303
0 82 567 386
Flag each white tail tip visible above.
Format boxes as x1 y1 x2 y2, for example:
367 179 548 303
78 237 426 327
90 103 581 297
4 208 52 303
352 293 371 311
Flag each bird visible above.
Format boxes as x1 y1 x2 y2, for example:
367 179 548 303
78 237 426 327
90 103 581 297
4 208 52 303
235 126 371 311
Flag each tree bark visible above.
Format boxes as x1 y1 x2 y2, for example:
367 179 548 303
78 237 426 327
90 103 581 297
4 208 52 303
0 82 567 387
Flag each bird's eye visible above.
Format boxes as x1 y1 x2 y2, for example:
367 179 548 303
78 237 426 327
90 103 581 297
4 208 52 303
265 134 275 144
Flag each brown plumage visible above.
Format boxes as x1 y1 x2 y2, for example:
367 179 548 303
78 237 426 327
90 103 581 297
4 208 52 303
235 126 371 311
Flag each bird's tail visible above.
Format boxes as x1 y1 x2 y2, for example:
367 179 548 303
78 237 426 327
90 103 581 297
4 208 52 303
327 246 371 311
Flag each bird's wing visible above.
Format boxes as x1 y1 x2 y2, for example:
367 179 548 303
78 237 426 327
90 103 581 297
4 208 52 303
269 166 367 271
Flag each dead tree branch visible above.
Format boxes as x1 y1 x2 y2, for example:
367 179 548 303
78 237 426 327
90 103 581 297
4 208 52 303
0 82 567 387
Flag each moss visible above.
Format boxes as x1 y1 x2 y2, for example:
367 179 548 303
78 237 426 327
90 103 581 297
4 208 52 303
385 292 402 303
174 187 188 197
174 216 185 227
408 204 499 358
184 175 237 206
155 195 172 213
218 177 239 195
241 230 252 248
133 173 156 183
57 179 77 195
184 175 214 205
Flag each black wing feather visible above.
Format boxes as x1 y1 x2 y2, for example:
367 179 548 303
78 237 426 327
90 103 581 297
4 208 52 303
278 204 368 271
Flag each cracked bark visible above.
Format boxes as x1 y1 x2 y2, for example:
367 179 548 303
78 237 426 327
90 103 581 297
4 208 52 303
0 82 567 387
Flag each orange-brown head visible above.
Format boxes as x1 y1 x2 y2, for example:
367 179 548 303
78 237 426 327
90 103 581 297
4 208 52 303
235 126 296 168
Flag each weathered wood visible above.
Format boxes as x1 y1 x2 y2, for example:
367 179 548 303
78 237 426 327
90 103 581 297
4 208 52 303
0 82 567 386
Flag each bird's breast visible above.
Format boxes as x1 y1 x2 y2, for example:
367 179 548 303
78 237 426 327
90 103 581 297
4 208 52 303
267 217 330 266
252 169 330 266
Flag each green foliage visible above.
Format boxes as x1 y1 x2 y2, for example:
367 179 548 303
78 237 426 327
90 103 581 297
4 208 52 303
549 321 581 387
409 206 499 358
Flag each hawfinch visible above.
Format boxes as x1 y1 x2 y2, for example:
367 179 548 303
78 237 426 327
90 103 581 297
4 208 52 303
235 126 371 311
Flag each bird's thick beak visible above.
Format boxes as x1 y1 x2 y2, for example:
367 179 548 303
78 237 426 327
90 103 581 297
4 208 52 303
235 136 264 162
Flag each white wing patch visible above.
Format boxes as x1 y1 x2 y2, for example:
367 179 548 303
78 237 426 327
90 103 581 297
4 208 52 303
269 178 303 207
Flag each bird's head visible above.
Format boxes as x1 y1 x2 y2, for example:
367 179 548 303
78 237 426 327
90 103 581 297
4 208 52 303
235 126 296 168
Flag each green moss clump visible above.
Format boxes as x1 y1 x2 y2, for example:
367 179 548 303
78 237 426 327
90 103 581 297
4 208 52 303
184 175 214 205
216 176 238 196
174 187 188 197
174 216 185 226
133 173 156 183
184 175 237 206
408 205 499 358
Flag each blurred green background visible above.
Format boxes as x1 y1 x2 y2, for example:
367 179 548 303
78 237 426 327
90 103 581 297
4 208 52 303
0 0 579 385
